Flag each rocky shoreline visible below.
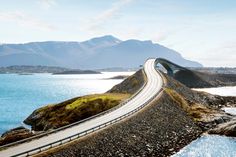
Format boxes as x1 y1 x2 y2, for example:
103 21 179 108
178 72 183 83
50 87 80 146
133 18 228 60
34 72 236 157
1 68 236 156
0 127 33 146
0 70 145 146
36 92 202 157
173 69 236 88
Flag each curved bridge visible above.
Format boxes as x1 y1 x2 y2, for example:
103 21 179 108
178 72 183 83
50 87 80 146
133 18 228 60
0 58 164 157
155 58 187 76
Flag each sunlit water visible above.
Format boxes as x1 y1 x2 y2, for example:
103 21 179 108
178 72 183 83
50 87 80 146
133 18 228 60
172 135 236 157
0 72 134 135
222 107 236 115
193 86 236 96
194 86 236 115
173 86 236 157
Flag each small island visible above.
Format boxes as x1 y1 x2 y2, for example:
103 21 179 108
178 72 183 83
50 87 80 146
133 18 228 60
53 70 101 75
107 75 129 79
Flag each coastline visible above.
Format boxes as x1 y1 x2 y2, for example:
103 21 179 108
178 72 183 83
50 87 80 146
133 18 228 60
34 73 236 156
1 69 236 156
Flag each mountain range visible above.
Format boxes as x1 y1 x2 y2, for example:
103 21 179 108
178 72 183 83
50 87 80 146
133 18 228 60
0 35 202 69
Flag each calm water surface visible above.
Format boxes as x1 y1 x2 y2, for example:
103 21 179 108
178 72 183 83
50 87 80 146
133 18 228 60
0 72 134 134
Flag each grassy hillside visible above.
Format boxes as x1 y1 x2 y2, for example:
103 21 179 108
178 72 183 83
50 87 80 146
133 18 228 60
164 88 218 122
1 70 145 145
24 93 130 131
107 69 145 94
24 69 146 131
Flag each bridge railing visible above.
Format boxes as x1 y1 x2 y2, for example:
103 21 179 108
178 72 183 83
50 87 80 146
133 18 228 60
2 61 164 157
0 69 149 153
13 79 163 157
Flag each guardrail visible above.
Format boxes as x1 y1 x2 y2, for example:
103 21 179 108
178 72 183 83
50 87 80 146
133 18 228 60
2 60 164 157
13 88 162 157
0 69 149 154
0 69 147 151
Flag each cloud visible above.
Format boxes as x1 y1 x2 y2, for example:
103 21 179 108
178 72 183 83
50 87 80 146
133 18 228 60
38 0 56 9
86 0 135 30
0 11 56 31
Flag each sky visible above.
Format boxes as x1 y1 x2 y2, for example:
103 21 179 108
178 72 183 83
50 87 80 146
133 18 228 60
0 0 236 67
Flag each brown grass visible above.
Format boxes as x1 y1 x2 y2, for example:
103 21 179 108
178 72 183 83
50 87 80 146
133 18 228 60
164 88 216 121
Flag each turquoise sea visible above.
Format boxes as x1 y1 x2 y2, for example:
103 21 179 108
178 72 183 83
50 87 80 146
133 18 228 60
0 72 133 135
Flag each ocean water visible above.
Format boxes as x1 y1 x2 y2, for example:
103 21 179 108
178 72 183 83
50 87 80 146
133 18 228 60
172 135 236 157
194 86 236 115
0 72 134 135
193 86 236 96
173 86 236 157
222 107 236 115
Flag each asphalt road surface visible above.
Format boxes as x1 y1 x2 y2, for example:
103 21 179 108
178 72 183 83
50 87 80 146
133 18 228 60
0 58 163 157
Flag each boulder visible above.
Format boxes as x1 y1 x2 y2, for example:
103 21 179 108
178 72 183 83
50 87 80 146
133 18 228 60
0 126 33 146
208 118 236 137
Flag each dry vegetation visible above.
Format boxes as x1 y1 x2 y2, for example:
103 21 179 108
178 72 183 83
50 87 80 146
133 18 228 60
108 70 145 94
164 88 218 122
1 70 145 146
24 93 130 131
24 69 145 131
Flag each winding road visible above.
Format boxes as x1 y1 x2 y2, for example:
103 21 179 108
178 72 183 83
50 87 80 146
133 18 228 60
0 58 164 157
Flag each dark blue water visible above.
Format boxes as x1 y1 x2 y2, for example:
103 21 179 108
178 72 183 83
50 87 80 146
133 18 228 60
0 72 133 134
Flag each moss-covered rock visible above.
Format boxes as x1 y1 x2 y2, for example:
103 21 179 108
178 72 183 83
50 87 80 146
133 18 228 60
24 93 130 131
23 70 145 131
0 126 33 146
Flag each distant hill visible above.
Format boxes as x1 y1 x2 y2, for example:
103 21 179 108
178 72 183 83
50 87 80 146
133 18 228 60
189 67 236 74
0 65 68 74
0 35 202 68
0 65 99 74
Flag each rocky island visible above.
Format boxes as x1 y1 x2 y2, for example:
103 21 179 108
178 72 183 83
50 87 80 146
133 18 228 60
53 70 100 75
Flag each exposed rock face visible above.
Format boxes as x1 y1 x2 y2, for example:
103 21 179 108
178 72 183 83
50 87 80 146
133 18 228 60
24 93 130 131
164 72 236 109
164 73 235 130
173 69 236 88
208 118 236 137
0 126 33 146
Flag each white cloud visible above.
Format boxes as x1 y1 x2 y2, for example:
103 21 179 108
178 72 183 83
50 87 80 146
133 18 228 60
0 11 56 31
86 0 135 30
38 0 56 9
